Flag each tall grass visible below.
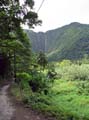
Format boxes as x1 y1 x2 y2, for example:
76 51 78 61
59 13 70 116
57 64 89 81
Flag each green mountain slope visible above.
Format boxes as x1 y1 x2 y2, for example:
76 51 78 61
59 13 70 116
25 22 89 61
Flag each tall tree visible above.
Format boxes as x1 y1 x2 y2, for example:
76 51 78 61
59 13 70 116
0 0 41 78
0 0 41 40
37 52 48 70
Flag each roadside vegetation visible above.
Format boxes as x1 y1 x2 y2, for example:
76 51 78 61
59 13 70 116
11 57 89 120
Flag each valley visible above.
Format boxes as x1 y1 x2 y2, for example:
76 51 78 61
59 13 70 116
25 22 89 61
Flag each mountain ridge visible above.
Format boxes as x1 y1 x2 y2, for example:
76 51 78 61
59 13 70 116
25 22 89 61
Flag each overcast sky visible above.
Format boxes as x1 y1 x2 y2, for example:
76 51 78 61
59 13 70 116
24 0 89 32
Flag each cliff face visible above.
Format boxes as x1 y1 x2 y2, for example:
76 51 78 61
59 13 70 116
25 22 89 61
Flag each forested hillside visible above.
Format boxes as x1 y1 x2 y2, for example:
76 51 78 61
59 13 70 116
25 22 89 61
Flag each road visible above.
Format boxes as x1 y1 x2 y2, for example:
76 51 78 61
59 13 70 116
0 85 53 120
0 85 15 120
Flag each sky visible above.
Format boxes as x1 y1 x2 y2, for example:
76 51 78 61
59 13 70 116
23 0 89 32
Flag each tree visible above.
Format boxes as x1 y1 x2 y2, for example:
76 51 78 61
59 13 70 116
0 0 41 78
0 0 42 40
37 52 48 70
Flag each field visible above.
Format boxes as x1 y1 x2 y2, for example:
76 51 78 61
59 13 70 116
11 61 89 120
51 79 89 119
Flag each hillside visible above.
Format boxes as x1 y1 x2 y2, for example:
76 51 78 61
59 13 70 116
25 22 89 61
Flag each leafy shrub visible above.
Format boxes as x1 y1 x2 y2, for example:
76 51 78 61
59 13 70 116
16 72 32 81
77 81 89 95
59 59 72 67
28 93 52 105
57 64 89 81
29 71 49 93
47 63 58 82
16 72 32 89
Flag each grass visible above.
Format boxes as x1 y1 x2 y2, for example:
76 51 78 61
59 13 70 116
11 63 89 120
50 79 89 119
11 79 89 120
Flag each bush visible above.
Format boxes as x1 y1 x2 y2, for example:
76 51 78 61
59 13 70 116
59 60 72 67
77 81 89 95
57 64 89 81
16 72 32 81
29 71 50 93
16 72 32 89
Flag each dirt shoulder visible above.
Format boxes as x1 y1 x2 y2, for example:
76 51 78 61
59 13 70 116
0 85 15 120
12 102 49 120
8 86 54 120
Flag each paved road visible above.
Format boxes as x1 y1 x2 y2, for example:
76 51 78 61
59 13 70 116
0 85 15 120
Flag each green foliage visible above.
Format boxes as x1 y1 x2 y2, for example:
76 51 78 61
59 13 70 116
47 65 57 86
57 64 89 81
16 70 51 94
11 61 89 120
0 0 41 40
16 72 32 82
81 54 89 64
29 71 49 93
59 60 72 67
37 52 48 70
26 22 89 61
51 79 89 120
11 77 89 120
28 93 52 105
0 0 42 77
0 27 32 76
16 72 32 89
14 28 32 72
77 81 89 95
